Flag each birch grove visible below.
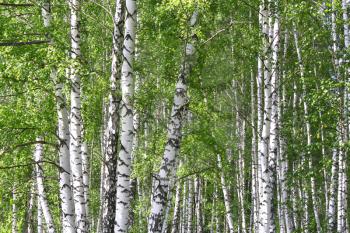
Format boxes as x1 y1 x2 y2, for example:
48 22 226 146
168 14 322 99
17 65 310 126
2 0 350 233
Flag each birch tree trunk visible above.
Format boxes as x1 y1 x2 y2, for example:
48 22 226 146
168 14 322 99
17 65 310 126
37 199 43 233
148 10 198 233
12 186 17 233
81 142 89 222
256 8 264 230
68 0 88 231
234 81 246 233
217 154 234 233
186 179 194 233
42 0 76 230
23 182 35 233
257 0 273 231
114 0 137 231
195 177 203 233
54 72 76 233
34 139 56 233
102 1 124 232
293 24 316 233
328 148 338 232
328 2 341 232
182 180 188 233
339 1 349 232
337 132 347 233
171 182 182 233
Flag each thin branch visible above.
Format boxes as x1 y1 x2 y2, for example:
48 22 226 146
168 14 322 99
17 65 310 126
0 160 67 173
201 21 235 45
0 140 57 157
0 3 34 7
0 40 50 46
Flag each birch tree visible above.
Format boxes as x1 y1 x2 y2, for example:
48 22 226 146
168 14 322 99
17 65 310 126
102 0 124 232
34 139 56 233
68 0 88 231
148 9 198 233
114 0 137 231
257 0 274 231
41 1 76 230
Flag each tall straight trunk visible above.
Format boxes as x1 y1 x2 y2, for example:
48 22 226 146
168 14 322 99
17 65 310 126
320 111 329 212
237 120 246 233
293 24 315 233
186 179 194 233
266 4 279 232
53 71 75 233
255 59 263 233
171 182 182 233
160 184 173 233
34 139 56 233
12 186 17 233
279 30 294 233
276 178 284 233
68 0 87 231
277 43 284 232
161 160 177 233
102 1 124 232
217 154 234 233
114 0 137 231
257 0 273 231
339 1 349 232
250 70 259 233
42 0 76 230
210 185 216 233
97 102 108 233
37 198 43 233
307 120 321 233
255 5 264 231
81 143 89 221
300 172 309 233
337 135 347 233
234 79 246 233
23 182 35 233
328 148 338 232
195 177 203 233
147 10 198 233
291 172 299 230
328 2 341 232
182 180 188 233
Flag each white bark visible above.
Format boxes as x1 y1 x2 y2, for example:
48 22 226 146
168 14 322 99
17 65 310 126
68 0 87 231
97 104 108 233
37 198 43 233
102 1 124 232
234 81 246 233
217 154 234 233
171 182 182 233
195 177 203 233
328 148 338 232
42 0 75 230
210 186 215 233
337 142 347 233
161 161 177 233
53 72 76 233
34 139 56 233
182 180 188 233
186 179 194 233
257 0 273 231
148 10 198 233
81 143 89 221
339 1 349 232
12 186 17 233
25 182 35 233
114 0 137 231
